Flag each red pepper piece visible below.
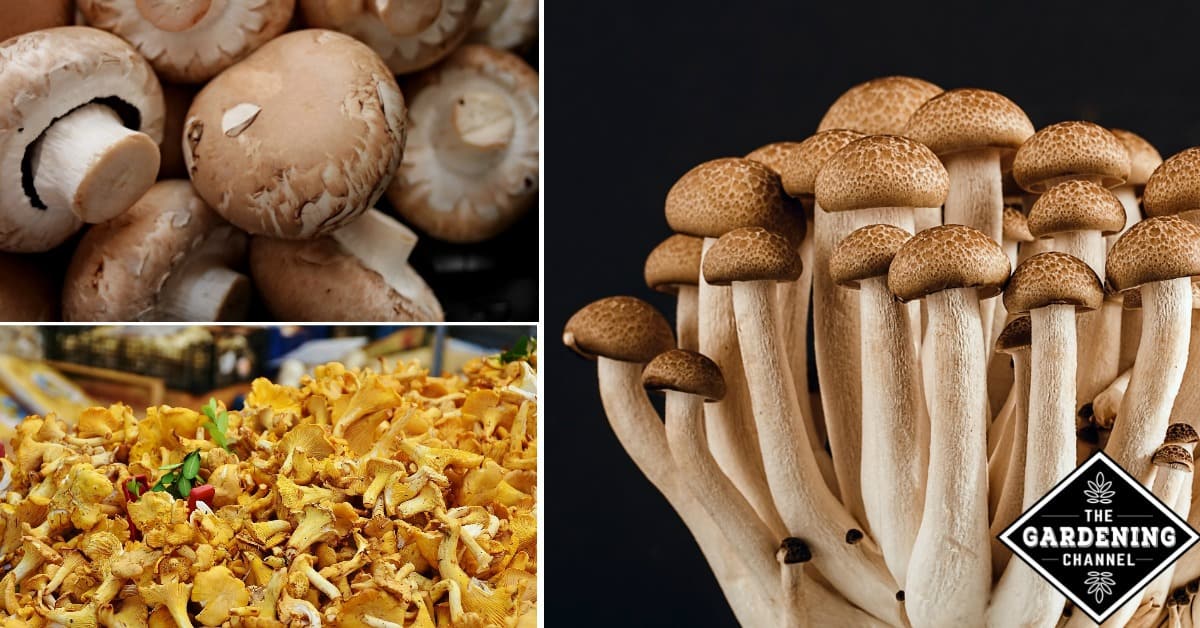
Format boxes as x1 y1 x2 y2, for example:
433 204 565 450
121 474 150 540
187 484 216 513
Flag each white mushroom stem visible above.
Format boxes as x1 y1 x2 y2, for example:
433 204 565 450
1093 368 1132 430
1106 278 1192 483
914 205 942 233
1168 309 1200 429
987 388 1017 507
1052 230 1117 410
31 103 160 224
857 275 925 587
675 285 699 351
943 149 1004 343
373 0 441 35
1120 306 1143 373
989 347 1030 579
777 227 819 447
906 287 991 627
806 579 893 628
331 209 431 303
1110 185 1141 247
157 262 250 322
730 278 902 626
436 91 516 175
779 556 809 628
1171 491 1200 591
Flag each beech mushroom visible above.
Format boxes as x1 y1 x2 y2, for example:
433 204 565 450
987 207 1035 410
469 0 536 50
818 76 942 136
888 224 1010 627
829 223 925 587
988 316 1033 577
385 44 538 243
1093 366 1133 430
298 0 482 74
0 27 164 251
704 226 902 625
183 29 405 239
0 0 72 41
644 234 703 351
1109 129 1162 244
62 180 248 321
77 0 294 83
777 537 812 628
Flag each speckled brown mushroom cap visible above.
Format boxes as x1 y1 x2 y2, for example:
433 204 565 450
817 76 942 135
1106 216 1200 292
1121 279 1200 310
1003 206 1035 242
745 141 803 175
887 224 1011 302
903 88 1034 157
665 158 804 244
1110 129 1163 188
995 316 1032 354
1027 180 1126 238
184 30 406 239
1003 252 1103 314
1166 423 1200 445
702 227 802 285
830 224 911 289
814 135 950 212
1012 121 1131 193
644 234 702 294
778 129 865 198
641 349 726 402
563 296 675 363
1143 147 1200 218
0 0 72 41
1152 444 1194 472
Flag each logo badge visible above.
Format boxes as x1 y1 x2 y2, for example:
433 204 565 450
998 451 1199 623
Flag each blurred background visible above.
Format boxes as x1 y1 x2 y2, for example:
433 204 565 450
547 0 1200 625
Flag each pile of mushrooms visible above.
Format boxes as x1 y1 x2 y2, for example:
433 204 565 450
566 76 1200 627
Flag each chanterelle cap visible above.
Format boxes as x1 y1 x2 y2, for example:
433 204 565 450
778 129 865 199
702 227 802 285
641 349 726 402
830 224 911 288
644 234 703 294
563 296 675 363
818 76 942 135
745 142 803 176
996 316 1032 354
1013 121 1131 193
1166 423 1200 445
1003 207 1035 242
903 88 1034 157
1152 444 1194 472
665 158 804 244
1143 147 1200 218
1027 180 1126 238
815 135 949 212
1003 252 1104 314
1110 129 1163 188
887 224 1011 302
1106 216 1200 292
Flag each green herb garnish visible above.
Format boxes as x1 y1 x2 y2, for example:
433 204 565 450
201 398 230 450
126 479 141 499
152 450 203 499
500 336 537 363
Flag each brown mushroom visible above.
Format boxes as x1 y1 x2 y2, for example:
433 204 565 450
818 76 942 136
988 316 1033 578
1109 129 1162 244
644 234 703 351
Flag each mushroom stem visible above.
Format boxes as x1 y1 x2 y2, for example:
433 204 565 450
31 103 160 224
1111 185 1141 247
1120 305 1143 373
372 0 441 35
135 0 213 31
675 285 699 351
1168 310 1200 430
331 209 418 268
157 263 250 322
777 538 811 628
989 347 1030 578
1093 368 1132 430
914 206 942 232
1051 230 1118 423
777 226 818 447
944 149 1004 341
437 91 516 175
906 287 991 627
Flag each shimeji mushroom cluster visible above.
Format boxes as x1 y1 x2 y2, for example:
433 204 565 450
0 0 538 321
0 356 538 626
565 76 1200 627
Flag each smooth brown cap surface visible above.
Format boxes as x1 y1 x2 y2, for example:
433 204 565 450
1003 252 1104 313
1003 206 1035 242
888 224 1011 301
996 316 1032 353
1013 121 1131 193
818 76 942 135
745 141 803 175
1166 423 1200 445
1152 444 1194 472
644 234 703 294
815 135 949 212
641 349 726 402
665 158 804 244
1110 129 1163 187
702 227 802 285
1143 147 1200 218
1027 180 1126 237
1106 216 1200 292
830 224 911 288
563 296 675 363
903 88 1034 156
778 129 865 198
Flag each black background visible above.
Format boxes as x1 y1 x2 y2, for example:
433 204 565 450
547 1 1200 626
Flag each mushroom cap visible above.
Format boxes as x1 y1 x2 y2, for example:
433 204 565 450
1003 252 1104 314
0 253 58 321
250 235 443 322
641 349 726 402
1152 444 1194 472
468 0 538 51
385 44 538 243
815 135 950 212
562 296 675 363
184 29 406 240
1027 180 1126 238
77 0 295 83
62 180 247 321
0 27 165 253
745 141 803 176
1109 129 1163 188
1166 423 1200 445
829 223 911 288
887 224 1011 302
1105 216 1200 292
299 0 482 75
903 88 1034 157
1121 280 1200 310
665 158 804 244
0 0 72 41
1003 206 1035 242
1012 121 1131 193
1143 147 1200 218
702 227 802 285
778 129 865 198
777 537 813 565
818 76 943 135
995 316 1032 354
644 234 702 294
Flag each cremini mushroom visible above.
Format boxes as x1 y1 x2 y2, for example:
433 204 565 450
63 180 249 322
0 0 72 41
777 537 813 628
77 0 294 83
469 0 536 50
644 234 703 351
0 27 164 251
385 44 538 243
988 316 1033 578
183 29 406 239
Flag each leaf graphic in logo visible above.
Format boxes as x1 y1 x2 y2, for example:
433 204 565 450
1084 472 1115 504
1084 571 1115 603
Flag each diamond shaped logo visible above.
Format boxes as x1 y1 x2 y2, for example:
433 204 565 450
999 451 1199 623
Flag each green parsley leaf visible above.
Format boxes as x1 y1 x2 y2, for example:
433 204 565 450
158 461 184 471
182 451 201 480
126 479 141 499
500 336 537 363
201 398 230 450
